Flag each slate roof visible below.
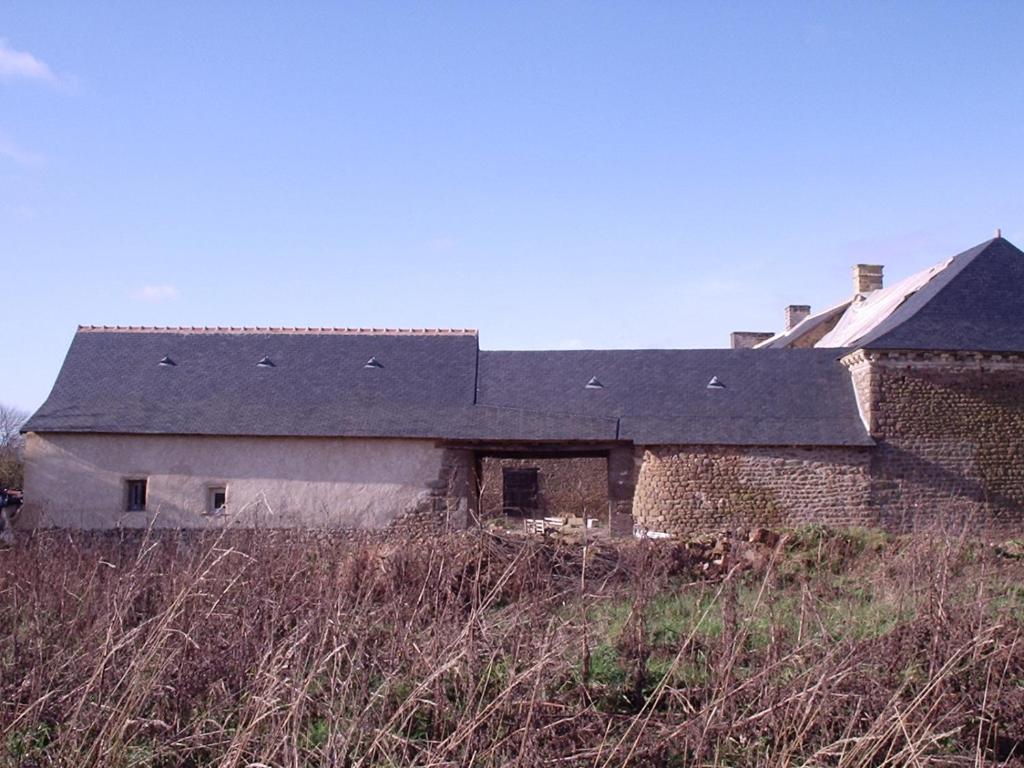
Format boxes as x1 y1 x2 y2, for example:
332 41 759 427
815 258 953 348
26 328 872 446
30 237 1019 445
477 349 872 446
855 237 1024 352
802 237 1024 352
24 328 484 438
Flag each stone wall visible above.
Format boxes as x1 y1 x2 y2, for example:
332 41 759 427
844 350 1024 534
632 445 873 537
478 456 608 520
393 447 475 536
608 446 640 534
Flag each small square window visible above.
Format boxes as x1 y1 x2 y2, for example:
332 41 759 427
125 479 147 512
208 486 227 514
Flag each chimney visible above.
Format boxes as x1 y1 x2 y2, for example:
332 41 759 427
730 331 773 349
853 264 883 294
785 305 811 331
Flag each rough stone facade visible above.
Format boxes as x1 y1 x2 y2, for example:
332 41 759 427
844 350 1024 534
632 445 873 536
478 456 608 520
393 447 475 535
607 447 640 534
633 352 1024 539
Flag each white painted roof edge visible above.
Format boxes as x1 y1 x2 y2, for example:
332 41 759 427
753 298 853 349
815 257 954 348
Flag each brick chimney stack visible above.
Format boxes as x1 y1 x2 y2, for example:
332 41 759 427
785 305 811 331
853 264 884 294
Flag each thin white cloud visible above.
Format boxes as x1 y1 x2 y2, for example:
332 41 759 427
132 285 180 303
0 39 57 83
0 130 44 166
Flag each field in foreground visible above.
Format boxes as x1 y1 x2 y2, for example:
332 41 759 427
2 526 1024 767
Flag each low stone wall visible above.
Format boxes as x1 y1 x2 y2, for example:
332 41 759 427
633 445 873 537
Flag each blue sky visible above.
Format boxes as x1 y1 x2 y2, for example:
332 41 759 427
3 2 1023 413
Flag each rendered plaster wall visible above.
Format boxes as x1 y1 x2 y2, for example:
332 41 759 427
850 351 1024 534
478 456 608 520
632 445 873 537
19 433 456 530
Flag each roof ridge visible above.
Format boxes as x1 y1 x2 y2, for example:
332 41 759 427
77 325 478 336
854 237 1003 349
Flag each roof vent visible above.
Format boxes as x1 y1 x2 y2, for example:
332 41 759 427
707 376 725 389
256 356 275 368
158 355 176 367
585 376 604 390
364 357 384 369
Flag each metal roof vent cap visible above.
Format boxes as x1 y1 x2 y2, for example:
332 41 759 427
158 355 176 367
256 356 276 368
707 376 725 389
364 357 384 369
585 376 604 390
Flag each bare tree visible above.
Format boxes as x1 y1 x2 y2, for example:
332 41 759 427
0 404 28 489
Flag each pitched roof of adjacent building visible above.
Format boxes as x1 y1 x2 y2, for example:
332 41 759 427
765 236 1024 352
25 327 872 446
853 237 1024 352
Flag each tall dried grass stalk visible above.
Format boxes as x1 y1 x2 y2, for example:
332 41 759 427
1 525 1022 766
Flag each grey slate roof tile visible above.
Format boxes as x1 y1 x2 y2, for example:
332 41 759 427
31 237 1020 446
857 237 1024 352
25 329 480 436
26 330 872 446
477 348 872 446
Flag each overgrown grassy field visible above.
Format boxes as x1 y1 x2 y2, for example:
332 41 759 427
2 525 1024 766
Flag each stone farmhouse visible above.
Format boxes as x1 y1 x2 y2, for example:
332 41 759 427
19 235 1024 536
